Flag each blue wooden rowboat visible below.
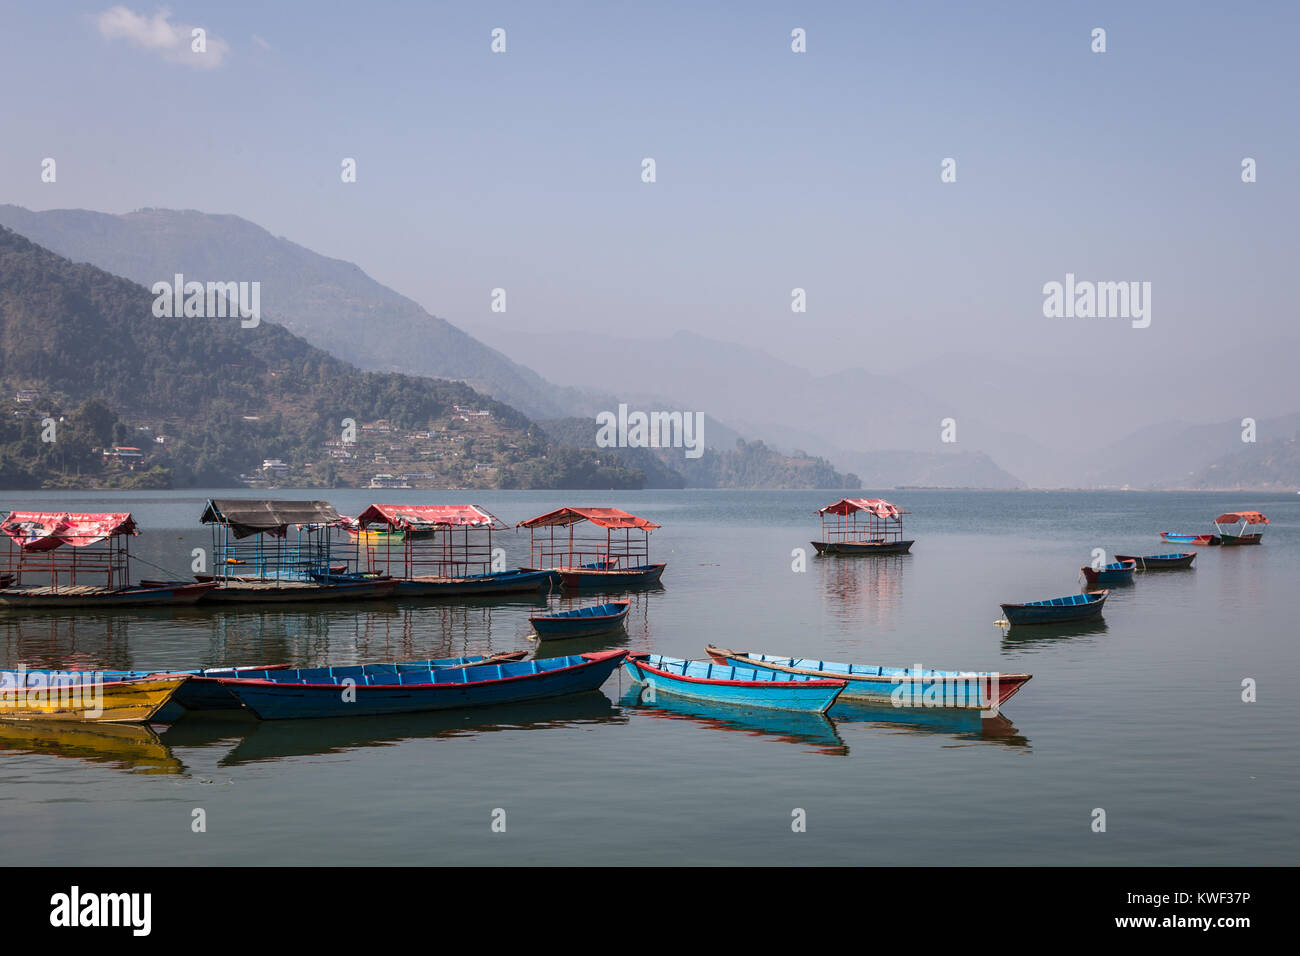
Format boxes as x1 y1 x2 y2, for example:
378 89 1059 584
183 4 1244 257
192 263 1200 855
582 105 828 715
316 568 560 596
1159 532 1219 546
1081 559 1136 586
214 650 628 720
209 651 530 686
621 653 845 713
531 601 630 640
705 646 1032 710
1114 552 1196 570
1000 590 1108 625
392 568 561 597
1 652 529 715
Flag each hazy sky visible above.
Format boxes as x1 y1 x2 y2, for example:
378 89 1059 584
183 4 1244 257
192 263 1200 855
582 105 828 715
2 1 1297 376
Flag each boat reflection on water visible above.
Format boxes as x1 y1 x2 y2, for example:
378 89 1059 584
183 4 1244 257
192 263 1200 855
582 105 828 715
525 631 630 657
359 600 542 662
0 719 184 774
817 554 908 627
0 607 338 674
618 685 1028 752
160 690 626 765
618 686 849 755
829 700 1029 748
999 617 1109 651
0 603 529 678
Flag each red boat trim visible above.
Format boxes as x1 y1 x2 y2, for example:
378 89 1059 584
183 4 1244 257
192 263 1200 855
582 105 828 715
216 649 627 690
550 565 664 574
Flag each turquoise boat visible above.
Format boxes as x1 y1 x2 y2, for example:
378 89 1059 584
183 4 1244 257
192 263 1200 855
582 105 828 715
705 646 1031 710
621 653 845 713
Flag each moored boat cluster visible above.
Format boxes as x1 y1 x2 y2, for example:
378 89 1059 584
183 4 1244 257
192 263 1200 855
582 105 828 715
0 498 1268 726
998 509 1265 627
0 501 666 607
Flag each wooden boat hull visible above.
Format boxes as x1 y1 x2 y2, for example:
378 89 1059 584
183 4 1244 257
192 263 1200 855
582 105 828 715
0 674 188 722
1160 532 1220 546
1001 590 1108 624
348 528 436 543
0 580 218 609
3 665 288 718
622 654 845 713
704 646 1031 710
194 577 397 603
1217 533 1264 546
348 529 403 544
811 540 914 555
392 569 559 597
1080 561 1136 586
216 650 627 720
531 601 630 640
206 652 531 685
1114 552 1196 570
533 564 666 590
60 654 530 716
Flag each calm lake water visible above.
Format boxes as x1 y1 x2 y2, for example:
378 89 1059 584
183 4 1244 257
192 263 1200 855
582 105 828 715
0 489 1296 865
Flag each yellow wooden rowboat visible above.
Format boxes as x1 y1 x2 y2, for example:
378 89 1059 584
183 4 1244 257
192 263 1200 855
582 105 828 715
0 674 189 722
347 528 405 544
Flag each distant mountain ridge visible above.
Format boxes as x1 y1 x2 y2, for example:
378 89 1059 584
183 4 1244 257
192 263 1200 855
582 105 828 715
0 204 876 486
1082 414 1300 489
481 327 1300 490
0 204 585 420
9 204 1287 491
539 417 861 490
0 225 647 490
1183 435 1300 491
483 327 1035 487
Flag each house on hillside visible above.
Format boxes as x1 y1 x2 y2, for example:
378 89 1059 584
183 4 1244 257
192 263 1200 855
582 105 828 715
103 445 144 459
102 445 146 471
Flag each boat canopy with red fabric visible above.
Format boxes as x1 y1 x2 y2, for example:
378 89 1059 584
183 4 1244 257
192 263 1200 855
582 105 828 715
517 507 660 531
1214 511 1268 525
817 498 910 519
354 504 507 531
0 512 137 552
